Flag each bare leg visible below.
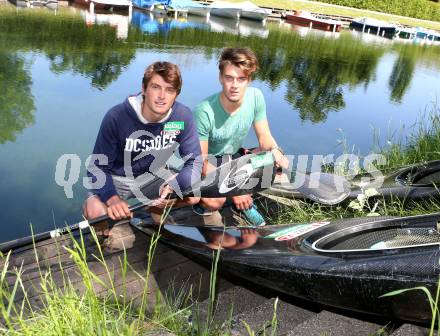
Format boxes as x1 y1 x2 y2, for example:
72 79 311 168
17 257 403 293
199 197 226 211
146 197 201 224
83 195 109 236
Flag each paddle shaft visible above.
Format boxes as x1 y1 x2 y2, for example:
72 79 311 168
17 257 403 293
0 202 148 254
0 152 276 253
1 152 349 252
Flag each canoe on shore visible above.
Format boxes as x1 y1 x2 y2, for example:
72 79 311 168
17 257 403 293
133 209 440 323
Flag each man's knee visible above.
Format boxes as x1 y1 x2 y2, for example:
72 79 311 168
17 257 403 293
201 197 226 211
186 197 200 206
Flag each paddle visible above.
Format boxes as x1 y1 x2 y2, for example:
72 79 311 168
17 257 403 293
261 170 350 205
0 152 276 253
0 151 349 252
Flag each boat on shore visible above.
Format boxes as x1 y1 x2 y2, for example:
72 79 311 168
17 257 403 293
350 17 398 38
233 1 271 22
169 0 210 18
133 208 440 323
207 1 270 22
415 27 440 42
285 10 342 32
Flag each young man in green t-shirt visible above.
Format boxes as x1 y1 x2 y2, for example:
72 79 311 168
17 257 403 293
193 47 287 226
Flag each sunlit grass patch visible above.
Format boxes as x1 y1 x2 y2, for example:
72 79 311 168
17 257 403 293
0 228 196 336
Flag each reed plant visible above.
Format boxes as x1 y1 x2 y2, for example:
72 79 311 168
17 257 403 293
272 101 440 224
0 224 196 335
378 103 440 168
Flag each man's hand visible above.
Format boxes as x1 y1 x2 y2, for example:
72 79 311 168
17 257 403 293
272 147 289 169
152 184 174 208
232 194 253 210
106 195 132 220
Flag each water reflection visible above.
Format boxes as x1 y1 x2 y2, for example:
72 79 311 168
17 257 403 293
0 52 35 144
1 8 439 123
281 20 340 40
82 10 130 39
47 48 135 90
130 10 268 38
389 52 415 104
204 15 268 38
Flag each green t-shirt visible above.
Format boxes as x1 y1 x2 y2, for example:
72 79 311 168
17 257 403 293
193 87 267 156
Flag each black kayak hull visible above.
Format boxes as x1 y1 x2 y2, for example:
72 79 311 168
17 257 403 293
133 213 440 323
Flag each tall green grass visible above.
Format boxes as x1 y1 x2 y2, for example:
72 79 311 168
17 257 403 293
379 102 440 168
0 229 190 335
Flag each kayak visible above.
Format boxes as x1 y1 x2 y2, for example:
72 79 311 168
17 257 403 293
264 160 440 203
132 210 440 323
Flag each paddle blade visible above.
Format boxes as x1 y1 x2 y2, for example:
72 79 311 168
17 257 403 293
190 152 277 198
263 171 350 205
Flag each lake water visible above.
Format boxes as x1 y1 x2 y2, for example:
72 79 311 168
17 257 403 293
0 5 439 242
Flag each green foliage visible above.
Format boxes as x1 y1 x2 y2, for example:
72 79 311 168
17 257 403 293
381 285 440 335
310 0 440 22
273 102 440 225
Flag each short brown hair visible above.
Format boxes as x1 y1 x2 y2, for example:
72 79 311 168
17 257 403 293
142 61 182 95
218 48 259 78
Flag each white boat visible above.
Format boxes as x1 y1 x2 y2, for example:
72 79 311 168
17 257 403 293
187 5 210 17
208 1 240 20
233 1 271 22
208 1 270 22
170 0 209 17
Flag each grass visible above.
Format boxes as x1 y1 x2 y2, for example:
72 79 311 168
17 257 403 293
225 0 440 30
0 229 182 335
0 215 195 335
